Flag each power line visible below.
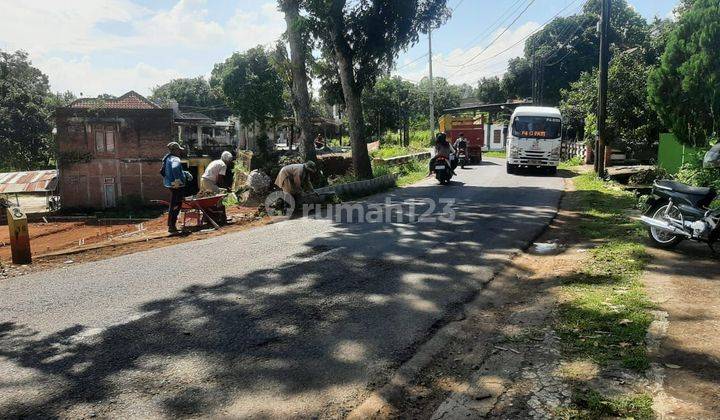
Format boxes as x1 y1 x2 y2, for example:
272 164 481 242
452 0 466 11
449 0 537 69
395 53 429 71
448 0 584 77
456 0 526 51
392 0 468 73
540 14 586 65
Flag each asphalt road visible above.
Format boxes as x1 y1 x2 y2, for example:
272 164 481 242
0 158 563 418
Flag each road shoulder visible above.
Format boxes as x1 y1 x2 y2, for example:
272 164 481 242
642 244 720 418
349 169 665 419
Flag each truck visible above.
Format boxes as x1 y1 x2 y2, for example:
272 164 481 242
505 106 562 175
438 114 484 164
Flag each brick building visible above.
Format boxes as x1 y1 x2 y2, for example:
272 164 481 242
55 91 174 209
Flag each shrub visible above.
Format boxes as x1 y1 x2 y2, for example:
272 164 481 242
628 166 669 186
674 149 720 191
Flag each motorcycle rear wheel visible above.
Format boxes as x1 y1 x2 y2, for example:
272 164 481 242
647 203 684 248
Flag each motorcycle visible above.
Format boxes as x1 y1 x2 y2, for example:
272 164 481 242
457 148 468 169
434 156 453 185
640 144 720 251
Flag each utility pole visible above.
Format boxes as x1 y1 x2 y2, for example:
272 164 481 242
596 0 610 175
531 54 536 103
539 57 545 105
428 26 435 140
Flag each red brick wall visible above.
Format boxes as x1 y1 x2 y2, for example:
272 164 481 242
55 108 175 209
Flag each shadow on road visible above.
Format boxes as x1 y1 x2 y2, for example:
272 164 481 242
0 183 563 417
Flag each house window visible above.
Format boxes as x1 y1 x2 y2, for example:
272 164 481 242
106 130 115 152
94 125 116 152
493 130 502 144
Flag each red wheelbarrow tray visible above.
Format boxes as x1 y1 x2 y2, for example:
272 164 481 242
153 193 227 229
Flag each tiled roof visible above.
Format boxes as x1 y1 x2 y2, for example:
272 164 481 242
68 91 160 110
0 170 58 193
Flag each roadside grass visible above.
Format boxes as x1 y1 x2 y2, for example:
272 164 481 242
559 156 584 169
554 171 655 417
375 159 429 187
483 150 506 158
557 389 654 419
371 145 423 160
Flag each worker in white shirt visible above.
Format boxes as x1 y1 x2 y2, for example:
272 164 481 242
200 151 233 194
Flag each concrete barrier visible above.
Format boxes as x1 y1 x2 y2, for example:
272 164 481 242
316 173 398 198
373 151 431 166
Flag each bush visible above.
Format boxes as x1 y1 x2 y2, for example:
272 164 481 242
674 149 720 191
628 166 669 186
371 145 419 159
372 163 392 178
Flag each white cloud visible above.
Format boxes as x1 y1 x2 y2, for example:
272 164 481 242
396 21 541 85
38 56 182 97
0 0 286 95
134 0 225 48
0 0 148 55
225 3 286 50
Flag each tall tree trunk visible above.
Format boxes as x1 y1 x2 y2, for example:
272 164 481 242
280 0 316 162
328 1 373 179
403 113 410 147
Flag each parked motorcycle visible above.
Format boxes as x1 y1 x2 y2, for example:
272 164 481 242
640 144 720 251
434 156 453 185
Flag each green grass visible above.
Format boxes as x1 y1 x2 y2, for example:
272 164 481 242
328 172 360 186
483 150 506 158
559 156 584 169
556 173 653 371
395 159 430 186
557 390 653 419
553 172 655 415
371 145 423 160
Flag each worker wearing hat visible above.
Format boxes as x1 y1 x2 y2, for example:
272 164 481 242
200 151 234 194
161 142 188 234
274 161 318 204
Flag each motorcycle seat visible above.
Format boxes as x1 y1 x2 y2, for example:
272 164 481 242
655 180 715 198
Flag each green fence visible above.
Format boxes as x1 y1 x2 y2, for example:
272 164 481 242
657 133 697 174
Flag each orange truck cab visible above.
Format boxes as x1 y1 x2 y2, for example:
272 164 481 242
438 114 485 164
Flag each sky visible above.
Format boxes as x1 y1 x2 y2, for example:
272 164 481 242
0 0 679 98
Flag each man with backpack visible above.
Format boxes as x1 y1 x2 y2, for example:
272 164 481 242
161 142 189 234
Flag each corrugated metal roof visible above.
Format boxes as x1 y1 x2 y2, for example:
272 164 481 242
0 170 58 193
68 91 160 110
175 111 214 123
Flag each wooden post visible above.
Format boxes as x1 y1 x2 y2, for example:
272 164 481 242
596 0 611 175
7 207 31 265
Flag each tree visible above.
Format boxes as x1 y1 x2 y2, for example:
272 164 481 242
278 1 317 162
305 0 450 179
500 0 650 105
46 90 77 111
210 46 285 129
476 76 504 104
560 49 661 151
362 76 416 140
151 77 228 120
501 57 532 100
648 0 720 147
416 76 461 122
0 50 54 171
559 70 595 141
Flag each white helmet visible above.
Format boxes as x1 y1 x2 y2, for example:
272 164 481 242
221 151 233 163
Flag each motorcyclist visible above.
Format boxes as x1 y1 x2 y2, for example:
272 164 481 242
453 133 468 154
429 132 456 175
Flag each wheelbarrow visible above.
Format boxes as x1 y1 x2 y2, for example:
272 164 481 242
153 194 227 230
